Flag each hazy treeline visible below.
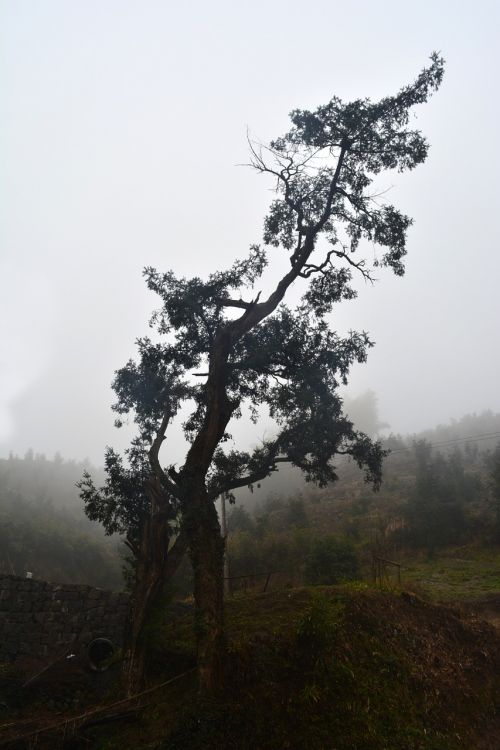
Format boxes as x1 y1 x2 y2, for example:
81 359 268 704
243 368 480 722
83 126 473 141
0 452 123 588
223 411 500 588
1 410 500 591
415 409 500 449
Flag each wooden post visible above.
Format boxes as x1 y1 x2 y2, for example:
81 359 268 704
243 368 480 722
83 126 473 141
220 493 231 596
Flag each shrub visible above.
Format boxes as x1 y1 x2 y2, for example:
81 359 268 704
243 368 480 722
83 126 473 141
304 536 360 586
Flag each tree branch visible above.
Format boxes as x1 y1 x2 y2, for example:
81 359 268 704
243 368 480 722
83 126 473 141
164 528 188 579
332 248 375 283
124 535 140 558
148 404 181 497
215 298 254 310
182 141 351 478
299 249 336 278
208 455 292 499
313 141 349 233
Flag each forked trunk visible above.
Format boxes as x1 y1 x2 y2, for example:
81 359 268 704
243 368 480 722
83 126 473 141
122 481 187 696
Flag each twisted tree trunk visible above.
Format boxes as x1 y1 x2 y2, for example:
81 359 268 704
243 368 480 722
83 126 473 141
122 479 187 696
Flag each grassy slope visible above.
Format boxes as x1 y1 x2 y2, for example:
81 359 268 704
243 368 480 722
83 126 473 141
400 546 500 602
84 586 500 750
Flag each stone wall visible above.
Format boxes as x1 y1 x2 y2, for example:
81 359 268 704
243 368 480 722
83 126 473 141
0 575 130 662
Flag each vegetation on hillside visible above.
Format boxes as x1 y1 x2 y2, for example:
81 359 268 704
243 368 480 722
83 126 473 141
0 452 123 588
2 412 500 747
5 587 498 749
223 411 500 595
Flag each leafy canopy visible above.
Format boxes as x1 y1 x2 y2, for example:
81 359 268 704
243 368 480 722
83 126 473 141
80 54 444 539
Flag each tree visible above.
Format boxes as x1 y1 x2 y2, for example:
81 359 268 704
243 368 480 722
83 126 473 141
304 536 360 586
485 443 500 540
78 439 188 693
405 441 477 554
82 54 444 693
227 505 255 533
286 498 309 528
343 390 389 438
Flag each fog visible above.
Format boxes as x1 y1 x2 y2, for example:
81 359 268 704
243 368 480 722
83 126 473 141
1 0 500 466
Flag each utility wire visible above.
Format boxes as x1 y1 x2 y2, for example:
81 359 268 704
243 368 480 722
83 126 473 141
385 430 500 456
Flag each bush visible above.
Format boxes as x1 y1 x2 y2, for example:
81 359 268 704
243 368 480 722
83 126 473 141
304 537 360 586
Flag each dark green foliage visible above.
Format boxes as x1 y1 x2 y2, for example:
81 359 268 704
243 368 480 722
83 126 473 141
78 446 150 542
264 53 443 271
485 442 500 540
303 536 360 585
77 440 182 561
93 53 445 521
76 58 444 685
227 526 311 587
404 441 481 554
150 588 494 750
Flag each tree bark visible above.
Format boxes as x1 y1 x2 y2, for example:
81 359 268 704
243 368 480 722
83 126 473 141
122 480 187 696
187 487 225 693
179 243 319 692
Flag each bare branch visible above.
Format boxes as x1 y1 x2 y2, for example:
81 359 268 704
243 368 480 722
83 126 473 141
333 248 375 283
247 135 307 232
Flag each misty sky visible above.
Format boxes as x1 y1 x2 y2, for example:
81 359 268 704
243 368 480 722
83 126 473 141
1 0 500 465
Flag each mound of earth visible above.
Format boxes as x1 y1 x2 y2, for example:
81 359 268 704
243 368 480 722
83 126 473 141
125 586 500 749
2 586 500 749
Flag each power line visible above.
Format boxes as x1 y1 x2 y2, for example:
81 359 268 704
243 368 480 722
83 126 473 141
385 430 500 456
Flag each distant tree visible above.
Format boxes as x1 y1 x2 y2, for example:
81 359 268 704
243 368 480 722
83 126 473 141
83 54 443 692
419 410 500 454
286 499 309 528
227 505 254 533
0 457 123 587
262 493 286 513
343 390 389 438
485 443 500 540
405 441 478 554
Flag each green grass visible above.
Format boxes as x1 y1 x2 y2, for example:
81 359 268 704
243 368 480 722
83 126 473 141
86 585 500 750
5 580 499 749
400 546 500 601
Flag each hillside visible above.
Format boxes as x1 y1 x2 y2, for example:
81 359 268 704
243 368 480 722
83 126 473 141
0 453 123 588
3 586 500 749
221 412 500 596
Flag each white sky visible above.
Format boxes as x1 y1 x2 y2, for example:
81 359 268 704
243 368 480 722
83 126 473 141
1 0 499 464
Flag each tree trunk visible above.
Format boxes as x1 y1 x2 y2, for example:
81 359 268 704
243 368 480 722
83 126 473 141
187 488 225 693
122 482 187 696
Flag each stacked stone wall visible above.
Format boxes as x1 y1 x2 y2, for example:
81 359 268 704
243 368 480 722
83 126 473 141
0 575 130 662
